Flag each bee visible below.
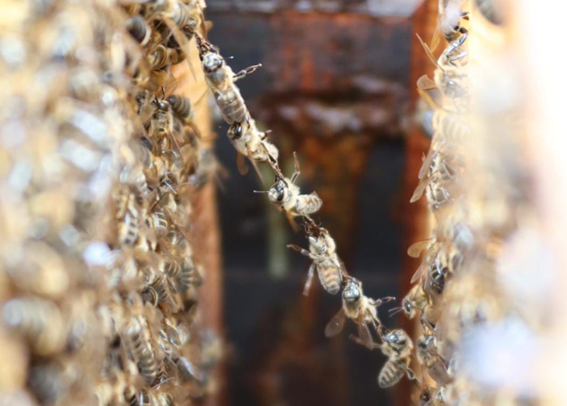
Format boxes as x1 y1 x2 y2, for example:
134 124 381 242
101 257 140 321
1 297 66 356
416 36 469 107
151 99 174 139
227 119 279 176
126 16 152 47
255 153 322 225
167 95 192 122
125 318 158 385
390 284 429 319
148 45 171 71
416 334 452 385
431 0 469 53
287 219 343 295
325 277 394 349
197 36 261 125
378 329 414 388
179 257 203 292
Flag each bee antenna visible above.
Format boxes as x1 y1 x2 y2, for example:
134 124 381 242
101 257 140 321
388 307 404 317
253 190 267 194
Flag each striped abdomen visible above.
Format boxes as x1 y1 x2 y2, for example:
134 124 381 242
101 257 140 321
378 359 408 388
216 87 248 125
317 260 343 295
295 193 323 216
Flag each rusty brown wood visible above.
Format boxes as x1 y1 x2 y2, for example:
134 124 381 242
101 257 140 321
396 0 438 405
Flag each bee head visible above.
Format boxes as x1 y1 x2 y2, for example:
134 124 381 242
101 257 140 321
203 52 223 73
384 329 409 350
228 123 244 140
342 278 361 303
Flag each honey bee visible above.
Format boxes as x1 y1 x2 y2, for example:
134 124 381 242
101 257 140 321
393 284 429 319
148 45 171 71
416 334 451 385
197 35 261 125
125 318 158 385
378 329 414 388
1 297 67 356
167 95 192 122
416 36 469 107
227 119 279 176
325 277 394 349
126 16 152 47
255 153 322 224
287 220 344 295
431 0 469 53
178 257 203 292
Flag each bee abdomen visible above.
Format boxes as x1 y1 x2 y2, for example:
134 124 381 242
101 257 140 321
138 346 158 385
167 95 192 121
126 16 151 46
318 265 342 295
216 88 247 125
378 359 406 388
296 193 323 216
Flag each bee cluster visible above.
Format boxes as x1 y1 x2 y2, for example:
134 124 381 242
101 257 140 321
0 0 220 405
405 1 536 405
194 26 416 390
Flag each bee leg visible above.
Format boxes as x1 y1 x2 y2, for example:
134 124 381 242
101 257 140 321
233 64 262 82
348 334 380 350
287 244 310 257
290 151 301 184
449 51 467 66
302 263 316 296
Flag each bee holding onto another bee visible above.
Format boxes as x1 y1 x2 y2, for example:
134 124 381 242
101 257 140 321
287 218 344 296
197 34 261 125
377 329 415 388
227 119 279 177
325 277 395 350
255 152 322 228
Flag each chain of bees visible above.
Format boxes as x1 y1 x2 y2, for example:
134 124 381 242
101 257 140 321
194 11 418 391
0 0 222 405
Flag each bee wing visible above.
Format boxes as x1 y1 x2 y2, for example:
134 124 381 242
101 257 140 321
410 262 426 284
416 34 444 72
161 16 198 81
407 239 434 258
417 138 444 180
236 152 250 175
356 323 377 350
417 74 437 91
324 308 346 338
284 210 300 233
410 175 435 203
429 24 441 53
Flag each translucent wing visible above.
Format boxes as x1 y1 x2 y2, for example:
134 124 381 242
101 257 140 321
410 175 435 203
411 262 426 284
430 24 441 53
284 210 300 233
324 308 346 338
236 152 249 175
356 323 376 350
416 34 444 72
417 74 437 91
407 239 434 258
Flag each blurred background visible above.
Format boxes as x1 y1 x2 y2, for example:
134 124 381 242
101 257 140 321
203 1 432 404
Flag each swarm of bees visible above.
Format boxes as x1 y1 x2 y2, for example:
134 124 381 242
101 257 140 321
0 0 221 404
403 0 534 405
